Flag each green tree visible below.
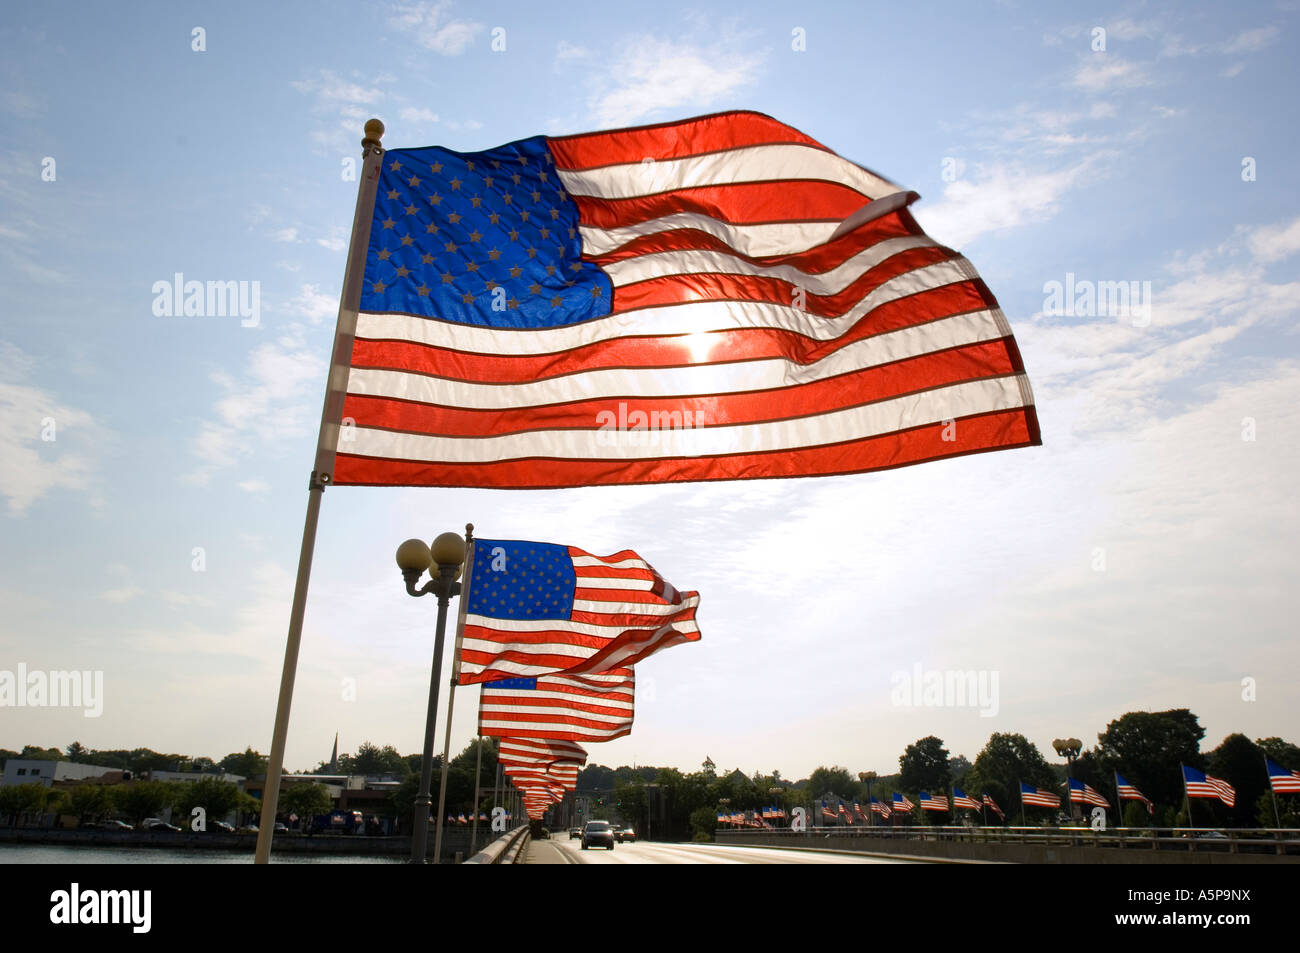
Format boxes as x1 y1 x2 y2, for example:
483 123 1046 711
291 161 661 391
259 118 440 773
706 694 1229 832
1207 734 1266 827
116 781 173 823
65 741 88 762
0 783 47 826
1095 710 1204 810
1256 790 1300 828
806 765 856 800
279 782 333 826
900 736 951 794
689 805 716 842
68 784 113 824
1257 737 1300 770
219 747 268 778
174 778 242 826
965 733 1056 818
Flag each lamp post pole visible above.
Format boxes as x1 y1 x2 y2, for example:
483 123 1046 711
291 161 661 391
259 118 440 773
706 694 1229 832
397 529 470 863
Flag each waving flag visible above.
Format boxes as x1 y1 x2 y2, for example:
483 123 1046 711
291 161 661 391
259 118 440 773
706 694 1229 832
1114 773 1154 814
952 788 980 811
478 666 635 741
892 793 914 814
1067 778 1110 809
456 539 699 684
1182 766 1236 807
982 792 1005 818
1266 759 1300 794
919 792 949 813
1019 783 1061 808
322 110 1040 490
497 737 588 767
821 800 836 822
854 801 870 822
869 797 891 818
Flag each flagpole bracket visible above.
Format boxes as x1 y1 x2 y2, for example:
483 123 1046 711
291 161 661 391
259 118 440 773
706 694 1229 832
309 471 332 492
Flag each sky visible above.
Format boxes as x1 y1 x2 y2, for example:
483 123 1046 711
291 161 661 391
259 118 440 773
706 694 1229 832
1 1 1297 782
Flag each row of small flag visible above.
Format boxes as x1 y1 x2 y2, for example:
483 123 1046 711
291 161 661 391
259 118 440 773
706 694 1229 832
786 759 1300 827
447 812 503 825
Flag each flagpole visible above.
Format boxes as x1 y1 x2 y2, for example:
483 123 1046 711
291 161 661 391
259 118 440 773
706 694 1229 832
1181 764 1194 830
433 528 475 861
470 731 483 854
1264 751 1282 829
254 118 385 865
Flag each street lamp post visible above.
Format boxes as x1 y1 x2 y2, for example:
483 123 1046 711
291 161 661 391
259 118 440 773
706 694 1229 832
396 526 470 863
1053 738 1082 823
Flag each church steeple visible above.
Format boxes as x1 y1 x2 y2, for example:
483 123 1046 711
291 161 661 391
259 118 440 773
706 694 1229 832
328 732 339 773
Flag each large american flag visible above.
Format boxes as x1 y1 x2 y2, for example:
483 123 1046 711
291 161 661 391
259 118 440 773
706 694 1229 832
1182 766 1236 807
1266 759 1300 794
952 788 981 811
1019 783 1061 808
325 111 1040 489
478 667 635 742
455 538 698 685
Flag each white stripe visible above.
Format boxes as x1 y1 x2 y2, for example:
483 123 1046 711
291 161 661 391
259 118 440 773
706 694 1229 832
573 575 655 591
555 144 898 201
480 704 632 726
572 598 690 617
601 235 937 292
579 215 844 258
340 376 1029 463
348 299 1008 411
465 609 698 637
571 555 651 570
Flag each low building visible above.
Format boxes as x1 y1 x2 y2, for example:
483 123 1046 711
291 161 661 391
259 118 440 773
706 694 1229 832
1 760 122 788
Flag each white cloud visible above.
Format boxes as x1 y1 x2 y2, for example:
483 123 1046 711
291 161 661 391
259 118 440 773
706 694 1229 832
285 283 338 322
271 227 299 243
1248 216 1300 263
587 30 765 128
555 40 589 64
912 157 1101 248
1223 26 1279 54
187 336 324 483
100 587 144 604
399 106 440 124
389 1 484 55
315 237 346 253
0 341 99 516
1072 55 1150 92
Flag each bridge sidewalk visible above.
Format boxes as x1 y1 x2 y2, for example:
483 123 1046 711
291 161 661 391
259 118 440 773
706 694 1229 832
524 839 573 864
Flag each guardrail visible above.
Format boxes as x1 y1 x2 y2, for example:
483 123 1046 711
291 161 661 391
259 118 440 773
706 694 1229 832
462 824 530 864
716 825 1300 856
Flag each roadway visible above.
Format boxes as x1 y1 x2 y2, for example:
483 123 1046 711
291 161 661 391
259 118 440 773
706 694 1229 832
526 834 926 864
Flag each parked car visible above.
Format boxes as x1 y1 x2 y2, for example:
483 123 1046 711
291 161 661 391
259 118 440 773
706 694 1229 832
581 820 615 850
141 818 182 832
210 821 235 833
100 819 134 831
273 822 289 833
236 824 259 834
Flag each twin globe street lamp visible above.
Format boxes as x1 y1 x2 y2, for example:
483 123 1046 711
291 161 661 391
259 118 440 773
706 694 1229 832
395 525 471 863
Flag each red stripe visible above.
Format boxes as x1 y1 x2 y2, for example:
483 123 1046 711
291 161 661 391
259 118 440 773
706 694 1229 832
481 695 631 717
590 201 923 268
571 180 870 230
548 110 826 170
336 407 1038 489
342 340 1022 439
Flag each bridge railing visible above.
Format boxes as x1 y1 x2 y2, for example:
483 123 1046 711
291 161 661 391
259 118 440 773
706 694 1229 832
462 824 530 864
716 825 1300 855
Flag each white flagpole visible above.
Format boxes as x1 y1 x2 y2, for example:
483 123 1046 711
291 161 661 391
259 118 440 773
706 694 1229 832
254 119 385 865
433 529 476 861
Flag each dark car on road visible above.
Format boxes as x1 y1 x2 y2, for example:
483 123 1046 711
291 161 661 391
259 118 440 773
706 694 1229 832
581 820 615 850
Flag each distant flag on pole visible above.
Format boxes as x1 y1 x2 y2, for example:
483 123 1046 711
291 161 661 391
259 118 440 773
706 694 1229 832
982 792 1005 819
854 801 869 822
1115 773 1154 814
324 111 1041 491
821 800 836 822
952 788 980 811
919 792 949 813
870 797 891 818
1266 759 1300 794
892 793 914 814
1019 782 1060 808
1067 778 1110 808
1182 765 1236 807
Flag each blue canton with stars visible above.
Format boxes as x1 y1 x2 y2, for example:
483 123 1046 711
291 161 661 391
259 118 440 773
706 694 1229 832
467 539 576 621
360 136 612 328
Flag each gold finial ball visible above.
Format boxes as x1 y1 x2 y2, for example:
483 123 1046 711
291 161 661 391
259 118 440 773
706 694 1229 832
364 118 385 141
